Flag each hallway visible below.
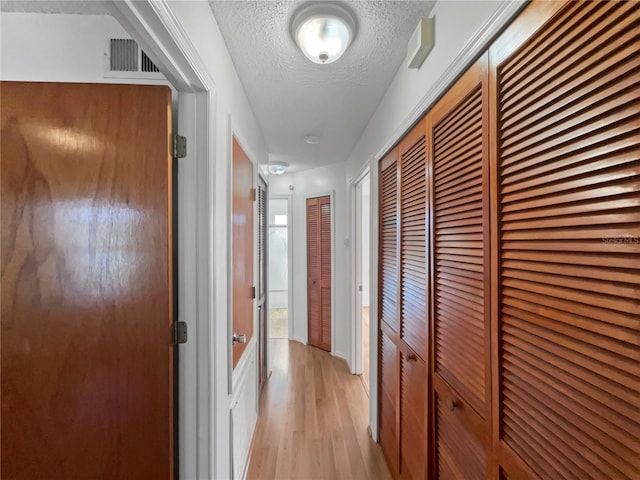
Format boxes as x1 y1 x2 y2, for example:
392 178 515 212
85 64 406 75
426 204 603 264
247 340 391 480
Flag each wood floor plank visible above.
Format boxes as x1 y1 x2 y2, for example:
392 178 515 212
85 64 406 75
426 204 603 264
247 340 392 480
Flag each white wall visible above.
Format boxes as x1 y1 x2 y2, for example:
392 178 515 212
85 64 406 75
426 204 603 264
2 7 270 480
164 2 269 479
270 161 350 361
346 0 525 179
0 13 168 86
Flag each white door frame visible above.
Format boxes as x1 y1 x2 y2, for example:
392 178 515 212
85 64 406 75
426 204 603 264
109 2 219 478
268 194 294 340
349 161 378 440
350 166 370 376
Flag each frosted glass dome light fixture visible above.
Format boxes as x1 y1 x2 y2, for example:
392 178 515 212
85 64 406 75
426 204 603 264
292 3 356 64
269 161 289 176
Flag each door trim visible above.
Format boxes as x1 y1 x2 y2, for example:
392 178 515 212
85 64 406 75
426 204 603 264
109 2 217 479
350 165 371 375
268 194 293 341
304 191 335 355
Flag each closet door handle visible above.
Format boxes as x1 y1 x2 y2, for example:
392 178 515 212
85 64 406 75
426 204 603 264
407 353 417 361
448 398 460 411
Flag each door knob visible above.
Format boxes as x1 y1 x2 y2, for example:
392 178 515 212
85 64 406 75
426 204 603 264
232 333 247 344
407 353 417 361
448 398 460 411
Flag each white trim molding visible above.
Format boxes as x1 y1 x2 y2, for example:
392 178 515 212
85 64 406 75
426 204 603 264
373 0 528 163
108 1 219 478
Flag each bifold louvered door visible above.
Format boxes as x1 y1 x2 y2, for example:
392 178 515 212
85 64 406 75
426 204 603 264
398 121 429 480
490 1 640 479
379 148 400 474
429 56 490 480
379 121 429 480
307 196 331 351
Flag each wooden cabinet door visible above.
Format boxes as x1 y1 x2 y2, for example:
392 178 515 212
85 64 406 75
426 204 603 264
490 2 640 478
379 149 400 473
232 137 254 368
400 348 428 480
1 82 174 479
379 120 429 480
399 122 428 362
307 196 331 351
428 56 491 479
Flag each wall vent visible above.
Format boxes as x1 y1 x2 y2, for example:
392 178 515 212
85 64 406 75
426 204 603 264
108 38 161 76
110 38 138 72
141 51 160 73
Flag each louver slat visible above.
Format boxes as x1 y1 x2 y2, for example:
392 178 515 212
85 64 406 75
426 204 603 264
307 200 320 348
432 58 489 420
493 2 640 478
380 151 399 332
307 196 331 352
320 200 331 348
400 129 428 361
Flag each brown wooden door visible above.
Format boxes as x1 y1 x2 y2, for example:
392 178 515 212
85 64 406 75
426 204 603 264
490 2 640 478
1 81 174 479
378 119 429 480
232 138 254 368
306 196 331 351
398 120 429 480
379 148 400 474
428 55 491 479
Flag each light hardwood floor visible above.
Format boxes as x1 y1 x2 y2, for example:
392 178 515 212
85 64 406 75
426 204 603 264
247 339 392 480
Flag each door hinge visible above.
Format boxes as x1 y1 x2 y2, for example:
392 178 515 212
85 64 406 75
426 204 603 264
251 286 256 299
173 321 188 344
172 134 187 159
250 188 257 201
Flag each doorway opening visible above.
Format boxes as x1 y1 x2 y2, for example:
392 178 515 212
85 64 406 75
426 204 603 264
268 197 291 340
355 173 371 393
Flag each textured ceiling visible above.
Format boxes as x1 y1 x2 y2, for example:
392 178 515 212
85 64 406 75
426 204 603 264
0 1 110 14
209 0 436 172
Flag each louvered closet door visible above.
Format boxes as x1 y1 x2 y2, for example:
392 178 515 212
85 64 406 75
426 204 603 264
490 1 640 479
379 148 400 474
429 56 490 480
400 122 428 361
398 120 429 480
307 196 331 352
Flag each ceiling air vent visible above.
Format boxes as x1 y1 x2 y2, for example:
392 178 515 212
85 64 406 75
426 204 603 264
108 38 161 77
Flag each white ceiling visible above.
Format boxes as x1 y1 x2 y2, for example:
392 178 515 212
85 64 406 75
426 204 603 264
1 0 436 173
209 0 436 173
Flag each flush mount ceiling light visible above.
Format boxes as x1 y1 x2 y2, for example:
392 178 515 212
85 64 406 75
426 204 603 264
269 161 289 175
305 135 320 144
291 3 356 64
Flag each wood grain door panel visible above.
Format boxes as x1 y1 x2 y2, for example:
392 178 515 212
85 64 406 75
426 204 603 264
1 81 173 479
400 348 428 480
399 124 428 362
380 149 399 334
429 55 491 479
490 2 640 478
307 196 331 351
379 330 399 476
232 138 255 368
